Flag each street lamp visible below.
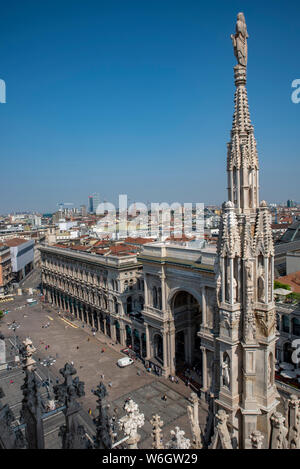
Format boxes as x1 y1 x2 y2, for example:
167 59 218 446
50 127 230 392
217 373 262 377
41 356 56 397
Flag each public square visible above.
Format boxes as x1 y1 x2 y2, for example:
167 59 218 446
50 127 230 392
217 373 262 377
1 291 208 448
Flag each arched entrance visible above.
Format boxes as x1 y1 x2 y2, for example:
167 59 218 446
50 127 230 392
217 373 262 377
171 290 202 373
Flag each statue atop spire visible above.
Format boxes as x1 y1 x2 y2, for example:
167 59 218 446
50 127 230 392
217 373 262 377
231 12 248 67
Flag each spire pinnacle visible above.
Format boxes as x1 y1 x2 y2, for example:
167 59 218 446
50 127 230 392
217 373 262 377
227 13 259 213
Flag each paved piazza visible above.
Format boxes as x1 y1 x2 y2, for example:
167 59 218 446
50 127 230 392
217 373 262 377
1 292 208 448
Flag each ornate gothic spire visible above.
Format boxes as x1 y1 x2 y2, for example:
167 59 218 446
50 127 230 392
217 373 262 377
227 13 259 213
253 201 274 257
53 363 91 449
93 382 114 449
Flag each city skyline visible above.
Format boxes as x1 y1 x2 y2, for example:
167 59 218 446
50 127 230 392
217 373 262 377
0 0 299 213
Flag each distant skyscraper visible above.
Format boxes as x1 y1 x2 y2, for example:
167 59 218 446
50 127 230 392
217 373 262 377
88 196 93 214
92 193 100 214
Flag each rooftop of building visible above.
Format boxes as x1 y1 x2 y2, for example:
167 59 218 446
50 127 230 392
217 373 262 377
4 238 31 247
278 219 300 243
276 271 300 293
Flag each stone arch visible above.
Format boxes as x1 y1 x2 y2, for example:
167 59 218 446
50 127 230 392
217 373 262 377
167 286 202 311
168 288 202 373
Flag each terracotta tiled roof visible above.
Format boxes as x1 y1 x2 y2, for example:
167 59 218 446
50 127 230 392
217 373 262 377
124 237 155 245
70 245 91 252
109 244 136 254
93 240 111 247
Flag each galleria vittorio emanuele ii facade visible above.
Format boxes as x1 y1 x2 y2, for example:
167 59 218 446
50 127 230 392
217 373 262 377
40 13 285 448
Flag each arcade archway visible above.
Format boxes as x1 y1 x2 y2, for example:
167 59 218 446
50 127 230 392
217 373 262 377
171 290 202 373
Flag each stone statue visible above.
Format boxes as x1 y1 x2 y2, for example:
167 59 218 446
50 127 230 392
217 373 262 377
187 392 203 449
250 430 264 449
231 12 248 67
258 274 265 302
222 354 230 388
232 276 237 303
209 410 233 449
245 259 253 284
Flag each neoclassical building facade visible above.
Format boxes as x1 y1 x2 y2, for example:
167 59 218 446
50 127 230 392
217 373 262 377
40 245 148 356
40 240 218 385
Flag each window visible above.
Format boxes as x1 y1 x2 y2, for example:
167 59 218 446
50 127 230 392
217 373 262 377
282 315 289 333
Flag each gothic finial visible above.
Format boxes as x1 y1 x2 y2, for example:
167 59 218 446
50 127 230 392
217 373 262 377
93 382 114 449
53 363 90 449
150 414 164 449
165 426 191 449
118 399 145 449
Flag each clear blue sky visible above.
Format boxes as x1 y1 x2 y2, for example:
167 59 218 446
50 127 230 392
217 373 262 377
0 0 299 213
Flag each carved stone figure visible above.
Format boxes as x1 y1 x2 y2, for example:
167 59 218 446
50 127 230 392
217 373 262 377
209 410 233 449
222 354 231 388
232 276 237 303
270 412 288 449
187 392 203 449
245 259 253 284
231 12 248 67
250 430 264 449
258 274 265 302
